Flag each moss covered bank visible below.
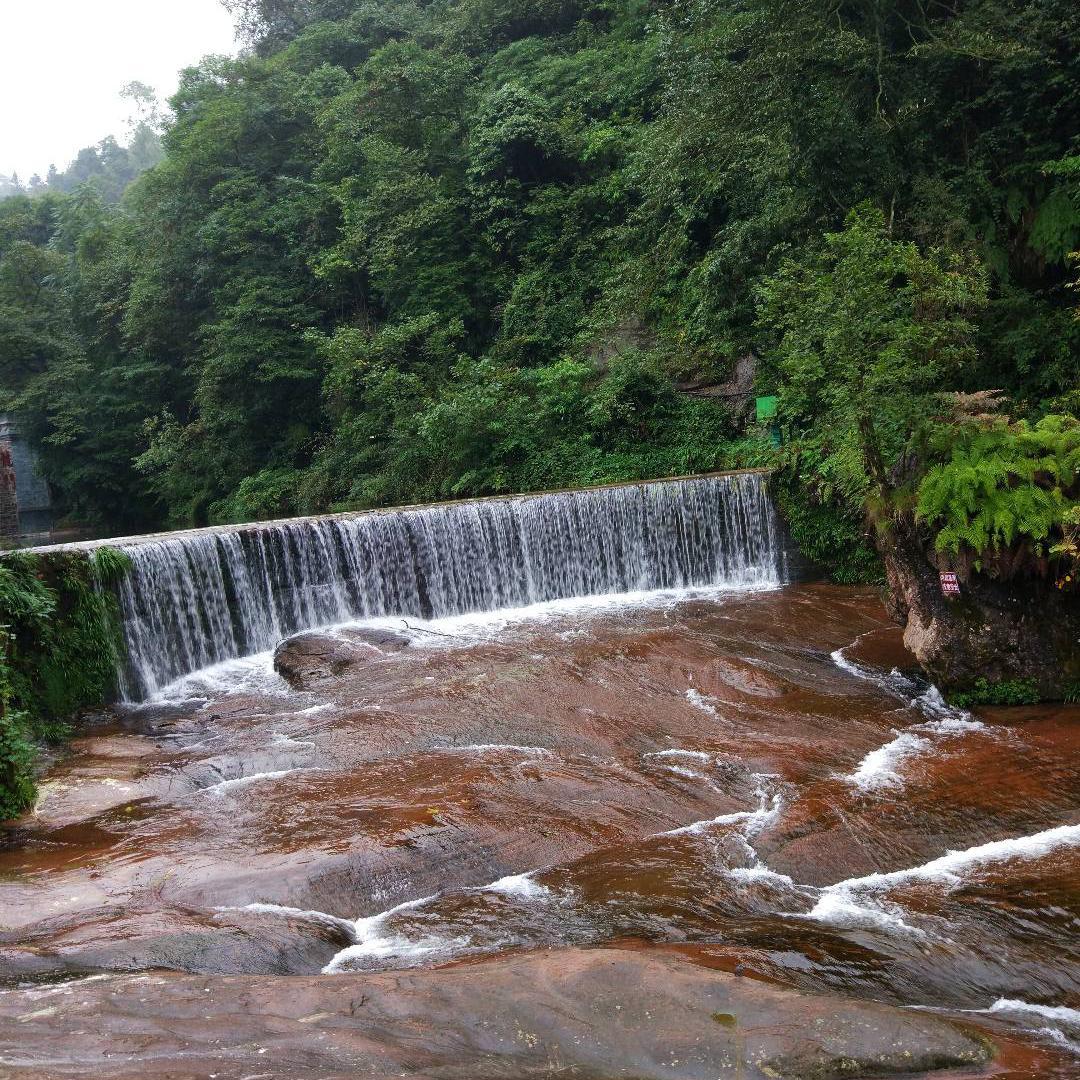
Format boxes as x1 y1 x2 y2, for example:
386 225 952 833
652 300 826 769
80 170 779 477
0 548 129 819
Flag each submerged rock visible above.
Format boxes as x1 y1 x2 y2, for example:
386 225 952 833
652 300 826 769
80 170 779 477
273 626 411 689
0 947 994 1079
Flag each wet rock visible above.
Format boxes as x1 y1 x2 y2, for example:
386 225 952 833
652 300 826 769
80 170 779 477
2 908 351 978
703 657 787 698
273 626 410 689
0 947 994 1079
880 520 1080 698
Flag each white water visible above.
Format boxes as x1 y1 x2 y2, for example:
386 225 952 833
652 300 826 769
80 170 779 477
847 717 987 792
234 867 556 978
685 688 720 717
808 824 1080 932
831 643 971 725
483 873 552 900
921 999 1080 1057
203 767 317 798
832 639 993 793
216 902 357 938
646 749 714 764
113 473 783 698
321 895 464 974
661 791 782 838
319 867 555 974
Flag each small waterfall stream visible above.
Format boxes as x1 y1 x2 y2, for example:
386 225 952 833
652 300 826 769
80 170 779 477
114 472 784 699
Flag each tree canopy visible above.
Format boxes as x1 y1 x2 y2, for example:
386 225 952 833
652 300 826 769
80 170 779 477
0 0 1075 562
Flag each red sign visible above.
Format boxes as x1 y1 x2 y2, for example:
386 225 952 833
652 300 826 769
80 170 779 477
940 571 961 596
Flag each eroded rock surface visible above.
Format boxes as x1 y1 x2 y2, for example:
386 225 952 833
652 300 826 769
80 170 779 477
2 585 1078 1078
273 626 411 689
0 948 994 1079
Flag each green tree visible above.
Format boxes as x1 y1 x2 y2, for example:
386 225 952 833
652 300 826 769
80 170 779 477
759 205 988 515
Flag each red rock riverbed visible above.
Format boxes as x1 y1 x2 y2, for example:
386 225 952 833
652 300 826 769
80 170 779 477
1 584 1077 1078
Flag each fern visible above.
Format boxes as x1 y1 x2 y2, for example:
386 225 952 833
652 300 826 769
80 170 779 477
917 414 1080 570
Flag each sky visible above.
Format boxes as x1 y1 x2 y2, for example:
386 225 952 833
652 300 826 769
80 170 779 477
2 0 238 180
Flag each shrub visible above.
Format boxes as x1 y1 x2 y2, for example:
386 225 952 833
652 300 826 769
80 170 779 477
949 677 1041 708
0 549 130 818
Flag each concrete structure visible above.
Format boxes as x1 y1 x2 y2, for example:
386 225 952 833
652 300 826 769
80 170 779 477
0 444 16 539
0 415 52 537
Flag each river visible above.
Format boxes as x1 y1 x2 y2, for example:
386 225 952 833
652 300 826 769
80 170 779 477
1 583 1077 1077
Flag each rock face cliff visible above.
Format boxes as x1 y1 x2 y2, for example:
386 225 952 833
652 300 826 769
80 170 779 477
880 521 1080 699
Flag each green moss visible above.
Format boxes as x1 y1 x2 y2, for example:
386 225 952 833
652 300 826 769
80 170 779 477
0 548 131 819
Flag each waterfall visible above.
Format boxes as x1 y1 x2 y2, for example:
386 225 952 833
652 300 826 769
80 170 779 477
114 472 784 699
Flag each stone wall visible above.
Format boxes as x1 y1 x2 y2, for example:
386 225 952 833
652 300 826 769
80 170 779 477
0 443 17 539
0 415 51 536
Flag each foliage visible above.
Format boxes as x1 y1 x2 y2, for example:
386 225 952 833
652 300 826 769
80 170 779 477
307 344 765 511
0 0 1075 554
917 415 1080 574
772 480 884 586
949 677 1041 709
759 206 988 514
0 550 131 818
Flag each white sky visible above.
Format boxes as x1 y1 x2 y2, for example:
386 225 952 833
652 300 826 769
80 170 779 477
1 0 238 180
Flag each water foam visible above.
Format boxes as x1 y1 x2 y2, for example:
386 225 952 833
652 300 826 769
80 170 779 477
322 895 468 973
939 999 1080 1056
830 644 966 726
215 902 357 938
685 689 719 717
726 863 798 888
847 717 987 792
646 749 714 763
808 824 1080 932
203 767 316 797
483 873 552 900
661 792 781 838
986 999 1080 1027
150 652 288 705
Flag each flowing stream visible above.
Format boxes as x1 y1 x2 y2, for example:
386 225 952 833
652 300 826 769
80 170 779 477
1 475 1077 1079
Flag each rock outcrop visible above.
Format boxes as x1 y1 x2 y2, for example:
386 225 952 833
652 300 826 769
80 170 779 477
273 626 411 689
880 521 1080 698
0 948 994 1079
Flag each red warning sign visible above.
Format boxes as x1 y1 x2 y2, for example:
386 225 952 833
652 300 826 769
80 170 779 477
939 571 961 596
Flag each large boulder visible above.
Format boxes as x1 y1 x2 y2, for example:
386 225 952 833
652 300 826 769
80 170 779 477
880 520 1080 699
273 626 411 690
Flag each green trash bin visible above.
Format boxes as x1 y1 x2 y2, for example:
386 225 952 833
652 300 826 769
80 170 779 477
756 396 781 447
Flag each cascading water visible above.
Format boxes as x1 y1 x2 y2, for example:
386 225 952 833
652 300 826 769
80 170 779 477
114 472 784 699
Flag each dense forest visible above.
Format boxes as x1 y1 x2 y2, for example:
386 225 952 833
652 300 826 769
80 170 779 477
0 0 1077 574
